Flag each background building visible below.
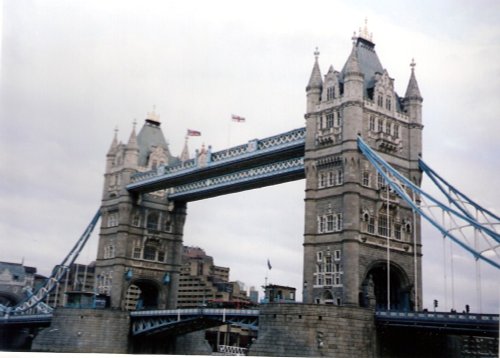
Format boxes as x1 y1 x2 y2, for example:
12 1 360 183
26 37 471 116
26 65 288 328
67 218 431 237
178 246 250 308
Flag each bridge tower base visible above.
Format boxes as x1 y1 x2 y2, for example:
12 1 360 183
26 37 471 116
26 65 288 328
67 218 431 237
31 308 129 353
249 303 377 357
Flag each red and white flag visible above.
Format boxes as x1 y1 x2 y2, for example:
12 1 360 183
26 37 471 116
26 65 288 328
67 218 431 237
187 129 201 136
231 114 246 122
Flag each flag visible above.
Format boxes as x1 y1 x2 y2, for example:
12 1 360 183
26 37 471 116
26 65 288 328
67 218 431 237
187 129 201 136
231 114 246 122
267 259 272 270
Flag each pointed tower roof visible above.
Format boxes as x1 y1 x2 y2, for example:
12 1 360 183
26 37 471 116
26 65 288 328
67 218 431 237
180 136 190 162
341 22 384 92
306 47 323 91
136 109 181 167
126 120 139 150
405 59 423 100
344 40 362 75
107 127 119 155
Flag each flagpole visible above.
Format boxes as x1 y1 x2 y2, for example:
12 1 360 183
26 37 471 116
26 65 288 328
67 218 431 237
227 120 232 147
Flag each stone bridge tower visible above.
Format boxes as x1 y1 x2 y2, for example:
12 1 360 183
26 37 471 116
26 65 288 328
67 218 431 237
95 110 186 310
303 27 423 310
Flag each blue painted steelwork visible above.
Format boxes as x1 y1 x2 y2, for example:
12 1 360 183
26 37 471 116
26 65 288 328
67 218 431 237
130 308 259 336
0 313 52 326
376 310 499 336
169 157 304 201
126 127 306 196
0 210 101 317
419 159 500 222
357 136 500 269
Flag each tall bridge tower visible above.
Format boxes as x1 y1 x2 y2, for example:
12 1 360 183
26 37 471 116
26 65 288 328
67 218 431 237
95 111 186 310
302 27 424 309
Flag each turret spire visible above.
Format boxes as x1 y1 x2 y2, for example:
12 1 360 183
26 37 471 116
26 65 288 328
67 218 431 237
180 136 190 162
405 58 422 100
107 126 119 155
306 47 323 91
127 119 139 149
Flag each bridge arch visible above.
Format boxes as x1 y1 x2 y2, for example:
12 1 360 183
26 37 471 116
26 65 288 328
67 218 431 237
361 261 412 311
0 291 22 308
125 279 161 311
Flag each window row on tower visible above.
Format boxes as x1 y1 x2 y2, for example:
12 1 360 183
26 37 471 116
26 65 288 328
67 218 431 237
318 110 342 131
360 211 413 241
314 249 343 288
318 168 344 189
106 209 173 233
132 237 168 262
369 115 400 138
317 213 343 234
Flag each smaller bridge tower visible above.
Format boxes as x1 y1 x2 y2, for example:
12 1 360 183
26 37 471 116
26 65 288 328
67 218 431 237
96 110 187 310
303 25 424 310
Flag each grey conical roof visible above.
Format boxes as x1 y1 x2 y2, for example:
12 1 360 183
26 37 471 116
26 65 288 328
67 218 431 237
306 51 323 91
405 64 422 100
341 37 383 92
136 120 176 167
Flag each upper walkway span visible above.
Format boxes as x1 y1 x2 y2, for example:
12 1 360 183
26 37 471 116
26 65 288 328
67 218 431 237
126 127 306 201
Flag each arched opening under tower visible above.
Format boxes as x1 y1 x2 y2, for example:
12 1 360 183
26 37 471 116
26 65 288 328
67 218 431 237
126 279 160 310
361 262 412 311
0 292 21 308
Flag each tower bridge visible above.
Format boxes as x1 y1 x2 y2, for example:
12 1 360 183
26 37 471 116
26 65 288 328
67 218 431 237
1 27 499 357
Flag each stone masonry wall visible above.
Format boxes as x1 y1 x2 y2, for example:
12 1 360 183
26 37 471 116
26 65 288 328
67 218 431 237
249 303 377 357
31 308 130 353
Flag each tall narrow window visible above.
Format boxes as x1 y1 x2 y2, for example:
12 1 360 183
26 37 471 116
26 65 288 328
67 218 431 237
362 171 370 187
147 212 159 231
394 124 399 138
369 116 375 131
378 118 383 133
378 216 389 237
326 86 335 100
368 217 375 234
394 223 402 240
107 212 119 227
377 173 384 189
326 113 334 128
336 170 344 185
326 214 334 232
385 120 391 134
334 250 341 261
132 212 141 227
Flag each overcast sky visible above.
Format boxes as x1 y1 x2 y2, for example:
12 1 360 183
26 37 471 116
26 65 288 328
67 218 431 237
1 0 499 313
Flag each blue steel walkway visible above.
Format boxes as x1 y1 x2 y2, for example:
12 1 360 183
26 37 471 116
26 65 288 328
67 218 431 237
130 308 259 336
375 310 499 337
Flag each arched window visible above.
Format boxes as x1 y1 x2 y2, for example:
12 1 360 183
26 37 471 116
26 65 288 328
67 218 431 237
146 212 159 231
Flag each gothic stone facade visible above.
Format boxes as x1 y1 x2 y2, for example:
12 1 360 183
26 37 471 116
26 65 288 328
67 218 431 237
95 113 186 310
302 32 423 310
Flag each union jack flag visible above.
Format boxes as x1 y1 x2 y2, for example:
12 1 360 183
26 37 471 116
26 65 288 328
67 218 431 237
231 114 246 122
187 129 201 136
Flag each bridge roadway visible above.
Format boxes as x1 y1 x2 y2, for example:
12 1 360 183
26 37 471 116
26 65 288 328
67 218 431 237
126 127 306 201
1 308 498 337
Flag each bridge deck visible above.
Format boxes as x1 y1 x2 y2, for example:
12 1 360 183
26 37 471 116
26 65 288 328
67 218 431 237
375 310 499 336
